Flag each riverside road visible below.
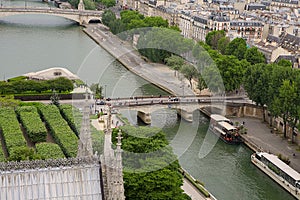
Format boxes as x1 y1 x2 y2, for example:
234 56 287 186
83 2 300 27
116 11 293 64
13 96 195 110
83 24 195 96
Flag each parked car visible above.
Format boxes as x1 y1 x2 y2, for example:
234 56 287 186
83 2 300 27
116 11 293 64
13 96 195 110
170 97 179 102
96 100 105 105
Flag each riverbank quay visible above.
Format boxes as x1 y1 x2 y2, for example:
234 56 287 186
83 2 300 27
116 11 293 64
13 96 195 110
232 117 300 173
180 168 217 200
83 24 194 96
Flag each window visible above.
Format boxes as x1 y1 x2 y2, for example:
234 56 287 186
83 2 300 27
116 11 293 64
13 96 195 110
54 72 62 76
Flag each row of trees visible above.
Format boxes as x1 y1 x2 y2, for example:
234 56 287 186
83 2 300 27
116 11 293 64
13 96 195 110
137 28 194 63
244 63 300 139
102 10 179 36
205 30 266 64
112 126 191 199
101 9 300 138
0 77 74 94
204 31 300 137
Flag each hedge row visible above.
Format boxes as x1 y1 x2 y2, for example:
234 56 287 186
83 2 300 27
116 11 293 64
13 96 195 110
60 104 105 155
0 108 26 155
59 104 82 137
38 105 78 158
16 106 47 143
36 142 65 159
0 146 5 162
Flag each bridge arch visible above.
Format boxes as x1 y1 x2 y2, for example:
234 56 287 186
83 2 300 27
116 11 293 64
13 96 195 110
117 103 226 124
88 18 102 24
0 8 102 25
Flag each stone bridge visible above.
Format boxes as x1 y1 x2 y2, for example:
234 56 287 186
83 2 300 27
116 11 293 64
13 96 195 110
104 96 263 124
0 7 103 25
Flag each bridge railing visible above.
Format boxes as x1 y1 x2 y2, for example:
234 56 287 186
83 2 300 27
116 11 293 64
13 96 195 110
0 7 102 15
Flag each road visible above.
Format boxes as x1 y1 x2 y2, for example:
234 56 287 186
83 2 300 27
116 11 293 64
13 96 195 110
84 24 195 96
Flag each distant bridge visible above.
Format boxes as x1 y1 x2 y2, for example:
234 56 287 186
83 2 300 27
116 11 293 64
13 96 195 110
0 7 103 25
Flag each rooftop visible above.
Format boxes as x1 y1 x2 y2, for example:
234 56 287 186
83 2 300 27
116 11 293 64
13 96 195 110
24 67 80 80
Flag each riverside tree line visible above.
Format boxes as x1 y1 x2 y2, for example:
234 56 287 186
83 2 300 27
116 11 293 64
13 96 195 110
102 10 300 139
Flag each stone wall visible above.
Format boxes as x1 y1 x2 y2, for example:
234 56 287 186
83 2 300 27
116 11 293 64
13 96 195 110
0 156 103 200
226 103 300 144
225 103 264 119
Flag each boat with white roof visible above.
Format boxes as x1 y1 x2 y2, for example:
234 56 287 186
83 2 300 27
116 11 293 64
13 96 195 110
251 152 300 199
209 114 243 144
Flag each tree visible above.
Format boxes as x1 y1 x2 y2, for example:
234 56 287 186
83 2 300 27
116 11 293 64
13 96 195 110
121 10 144 25
201 66 224 94
180 64 198 89
112 126 191 200
271 80 297 138
277 59 292 68
164 55 184 76
243 63 271 121
48 77 74 93
143 16 168 28
205 30 226 50
99 0 115 8
169 26 181 32
217 36 230 54
245 47 265 65
137 28 193 63
83 0 96 10
165 55 184 66
127 19 147 30
215 55 244 92
90 83 102 99
267 64 294 126
197 75 207 94
101 10 116 26
225 38 247 60
109 19 126 35
50 90 60 107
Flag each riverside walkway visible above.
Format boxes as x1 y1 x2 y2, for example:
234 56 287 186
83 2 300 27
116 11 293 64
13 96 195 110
83 24 194 96
233 117 300 173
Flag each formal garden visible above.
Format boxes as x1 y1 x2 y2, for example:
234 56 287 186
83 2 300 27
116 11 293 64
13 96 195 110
0 101 104 162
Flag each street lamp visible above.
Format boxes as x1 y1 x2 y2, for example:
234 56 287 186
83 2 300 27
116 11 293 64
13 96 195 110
104 84 107 100
94 99 97 114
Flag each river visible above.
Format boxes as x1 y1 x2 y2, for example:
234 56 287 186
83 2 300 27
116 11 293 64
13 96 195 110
0 4 295 200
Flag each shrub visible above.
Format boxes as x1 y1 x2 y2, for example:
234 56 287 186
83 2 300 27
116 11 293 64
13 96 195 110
36 142 65 159
0 107 26 155
16 106 47 143
38 105 78 157
0 147 5 162
8 146 41 161
59 104 82 137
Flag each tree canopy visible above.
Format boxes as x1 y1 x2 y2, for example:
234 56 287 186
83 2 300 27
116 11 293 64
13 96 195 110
180 64 198 89
102 10 116 27
112 126 191 199
225 38 247 60
205 30 226 50
245 47 266 65
137 28 193 62
0 77 74 95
